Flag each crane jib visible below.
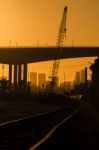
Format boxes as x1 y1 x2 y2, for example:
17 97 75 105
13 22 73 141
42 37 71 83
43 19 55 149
49 6 67 92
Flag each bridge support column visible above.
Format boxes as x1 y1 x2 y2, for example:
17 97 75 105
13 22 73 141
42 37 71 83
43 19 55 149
18 64 22 85
14 64 18 86
85 67 88 84
9 64 12 85
23 63 27 86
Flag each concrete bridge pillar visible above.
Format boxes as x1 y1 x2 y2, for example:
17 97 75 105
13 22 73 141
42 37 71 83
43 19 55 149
9 64 27 87
23 63 27 85
14 64 18 86
9 64 12 84
18 64 22 85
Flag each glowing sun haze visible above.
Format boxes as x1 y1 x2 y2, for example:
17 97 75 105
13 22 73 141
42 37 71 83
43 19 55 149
0 0 98 82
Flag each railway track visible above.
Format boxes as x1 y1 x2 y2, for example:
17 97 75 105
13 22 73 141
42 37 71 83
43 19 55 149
0 105 80 150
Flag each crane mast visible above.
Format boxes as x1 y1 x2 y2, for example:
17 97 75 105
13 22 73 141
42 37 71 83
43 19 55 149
49 6 67 92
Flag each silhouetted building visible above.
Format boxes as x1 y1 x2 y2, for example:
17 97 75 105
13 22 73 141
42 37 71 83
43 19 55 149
55 76 59 87
30 72 37 93
30 72 37 86
75 72 80 85
0 79 9 94
80 67 87 83
80 69 85 83
38 73 46 91
90 58 99 107
60 81 72 94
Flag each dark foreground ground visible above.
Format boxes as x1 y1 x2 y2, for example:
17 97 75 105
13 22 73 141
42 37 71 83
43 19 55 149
0 93 99 150
33 100 99 150
0 93 77 124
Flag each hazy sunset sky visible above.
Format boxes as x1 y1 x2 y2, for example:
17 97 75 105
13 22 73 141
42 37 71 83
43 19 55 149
0 0 98 82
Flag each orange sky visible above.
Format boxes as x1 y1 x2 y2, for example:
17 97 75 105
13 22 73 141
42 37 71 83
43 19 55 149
0 0 98 82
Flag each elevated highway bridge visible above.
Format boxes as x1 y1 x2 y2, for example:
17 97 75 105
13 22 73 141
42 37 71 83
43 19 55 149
0 46 99 85
0 46 99 64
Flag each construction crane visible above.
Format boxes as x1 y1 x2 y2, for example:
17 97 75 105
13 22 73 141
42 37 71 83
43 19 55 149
49 6 67 92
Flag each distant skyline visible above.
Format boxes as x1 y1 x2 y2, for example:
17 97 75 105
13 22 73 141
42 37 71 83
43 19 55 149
28 57 95 83
0 0 98 81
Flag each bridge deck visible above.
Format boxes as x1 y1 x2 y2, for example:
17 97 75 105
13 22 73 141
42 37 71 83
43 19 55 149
0 46 99 64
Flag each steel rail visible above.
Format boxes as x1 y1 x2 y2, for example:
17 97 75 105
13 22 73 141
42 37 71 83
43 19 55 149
0 105 80 150
29 108 80 150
